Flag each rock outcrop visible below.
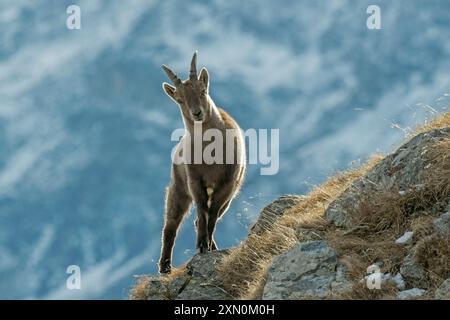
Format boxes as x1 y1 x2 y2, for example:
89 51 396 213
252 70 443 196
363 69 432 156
133 250 232 300
326 127 450 227
249 195 304 235
131 126 450 300
397 288 426 300
262 241 351 299
434 278 450 300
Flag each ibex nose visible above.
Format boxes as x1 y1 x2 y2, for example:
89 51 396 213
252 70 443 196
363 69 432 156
193 111 202 117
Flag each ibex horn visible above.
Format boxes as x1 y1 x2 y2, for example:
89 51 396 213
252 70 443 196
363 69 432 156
162 64 182 86
190 51 197 80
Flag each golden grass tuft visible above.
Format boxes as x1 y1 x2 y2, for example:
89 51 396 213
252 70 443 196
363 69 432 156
414 110 450 135
130 276 154 300
129 266 187 300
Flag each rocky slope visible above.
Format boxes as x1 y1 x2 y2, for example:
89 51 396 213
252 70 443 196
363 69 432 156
131 115 450 300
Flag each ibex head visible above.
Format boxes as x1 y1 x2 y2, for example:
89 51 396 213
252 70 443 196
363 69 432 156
162 52 211 122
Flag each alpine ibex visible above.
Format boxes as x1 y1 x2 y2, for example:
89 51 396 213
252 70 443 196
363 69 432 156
159 52 246 274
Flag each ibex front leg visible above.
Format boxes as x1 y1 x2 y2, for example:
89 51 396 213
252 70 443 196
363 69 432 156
159 181 192 274
190 182 210 254
196 207 209 253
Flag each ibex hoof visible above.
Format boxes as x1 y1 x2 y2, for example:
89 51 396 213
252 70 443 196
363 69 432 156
198 246 207 254
159 262 172 274
197 241 208 254
210 240 218 251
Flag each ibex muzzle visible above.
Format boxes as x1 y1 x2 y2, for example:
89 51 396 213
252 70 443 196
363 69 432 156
158 52 246 274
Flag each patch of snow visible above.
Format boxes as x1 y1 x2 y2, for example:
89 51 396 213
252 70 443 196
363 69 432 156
395 231 414 245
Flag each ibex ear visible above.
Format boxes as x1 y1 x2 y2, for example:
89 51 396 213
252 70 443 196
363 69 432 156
162 82 176 101
199 67 209 90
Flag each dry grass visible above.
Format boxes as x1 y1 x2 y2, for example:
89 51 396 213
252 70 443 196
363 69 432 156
415 235 450 288
130 277 154 300
216 157 382 299
333 134 450 299
129 266 187 300
216 110 450 300
414 110 450 135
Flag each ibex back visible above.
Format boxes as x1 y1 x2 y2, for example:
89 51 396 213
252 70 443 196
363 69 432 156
159 52 246 274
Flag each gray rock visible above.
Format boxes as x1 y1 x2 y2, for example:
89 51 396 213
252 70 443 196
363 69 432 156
137 250 232 300
331 264 353 293
177 250 233 300
434 278 450 300
167 273 191 298
262 240 350 299
391 273 406 290
186 250 229 278
397 288 426 300
433 212 450 237
400 251 426 287
137 276 169 300
325 128 450 228
250 195 304 235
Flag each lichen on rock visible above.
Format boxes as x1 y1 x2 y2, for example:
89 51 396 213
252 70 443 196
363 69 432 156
262 241 351 299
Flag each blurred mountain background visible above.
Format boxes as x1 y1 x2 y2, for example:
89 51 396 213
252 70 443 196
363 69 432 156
0 0 449 299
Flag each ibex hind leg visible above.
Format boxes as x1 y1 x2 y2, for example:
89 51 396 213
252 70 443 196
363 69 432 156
210 238 218 251
159 183 191 274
